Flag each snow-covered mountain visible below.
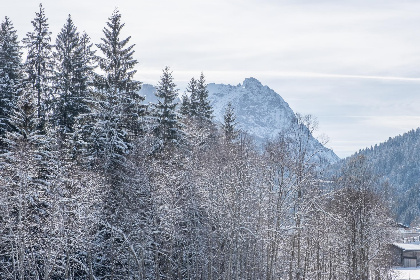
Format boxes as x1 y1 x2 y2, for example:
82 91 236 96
139 77 339 164
139 83 159 104
207 77 340 164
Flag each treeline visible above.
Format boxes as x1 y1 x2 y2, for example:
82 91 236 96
0 4 395 280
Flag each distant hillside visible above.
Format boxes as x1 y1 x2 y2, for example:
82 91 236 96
349 128 420 224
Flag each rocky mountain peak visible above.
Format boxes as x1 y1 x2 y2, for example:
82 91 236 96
207 77 340 164
139 77 340 165
242 77 263 89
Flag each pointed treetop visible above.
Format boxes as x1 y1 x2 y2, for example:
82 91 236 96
0 16 20 59
1 16 12 29
153 66 182 146
0 16 22 144
223 102 238 143
24 3 52 53
196 72 213 121
26 3 50 34
95 9 140 95
156 66 178 101
101 9 127 46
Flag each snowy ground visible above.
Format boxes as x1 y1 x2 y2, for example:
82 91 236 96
393 267 420 280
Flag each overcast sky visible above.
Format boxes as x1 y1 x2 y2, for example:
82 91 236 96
3 0 420 157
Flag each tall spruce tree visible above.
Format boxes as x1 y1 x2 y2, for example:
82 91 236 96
183 73 212 123
222 102 238 143
84 10 142 171
70 32 97 162
196 72 213 121
186 77 198 117
53 15 94 144
95 9 144 138
84 11 146 277
153 66 182 146
0 17 22 148
23 4 53 131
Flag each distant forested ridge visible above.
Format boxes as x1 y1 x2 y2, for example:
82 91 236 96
0 4 397 279
349 128 420 225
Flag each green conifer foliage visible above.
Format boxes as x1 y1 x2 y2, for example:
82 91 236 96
180 93 190 116
0 17 22 146
153 66 182 145
186 77 198 117
23 4 53 131
223 102 238 143
53 15 94 143
95 9 145 138
196 72 213 121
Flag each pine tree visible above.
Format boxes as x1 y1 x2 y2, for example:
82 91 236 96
53 15 79 138
222 102 238 143
180 93 190 116
0 17 22 148
186 77 198 117
83 10 144 172
23 3 53 131
153 66 182 146
70 32 97 162
53 15 94 144
80 12 148 278
95 9 144 138
183 73 213 123
196 72 213 121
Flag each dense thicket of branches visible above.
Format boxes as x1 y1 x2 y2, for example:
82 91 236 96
0 5 395 280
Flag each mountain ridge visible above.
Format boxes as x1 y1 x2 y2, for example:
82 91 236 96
207 77 340 164
345 127 420 224
139 77 340 164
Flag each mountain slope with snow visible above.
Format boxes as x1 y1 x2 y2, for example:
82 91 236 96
139 77 340 164
207 77 340 164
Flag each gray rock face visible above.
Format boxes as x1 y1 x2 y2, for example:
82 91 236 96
139 84 158 104
207 77 340 164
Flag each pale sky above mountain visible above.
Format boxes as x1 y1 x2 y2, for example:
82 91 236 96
4 0 420 157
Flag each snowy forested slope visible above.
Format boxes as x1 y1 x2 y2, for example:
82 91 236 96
346 128 420 225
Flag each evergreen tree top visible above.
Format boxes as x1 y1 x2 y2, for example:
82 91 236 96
196 72 213 120
55 15 79 73
1 16 19 44
0 16 22 76
24 3 52 48
0 16 22 143
56 15 78 47
184 73 213 121
223 102 238 142
23 2 53 83
95 9 141 95
186 77 197 94
155 66 178 102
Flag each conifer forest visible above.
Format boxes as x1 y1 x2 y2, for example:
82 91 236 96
0 4 399 280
